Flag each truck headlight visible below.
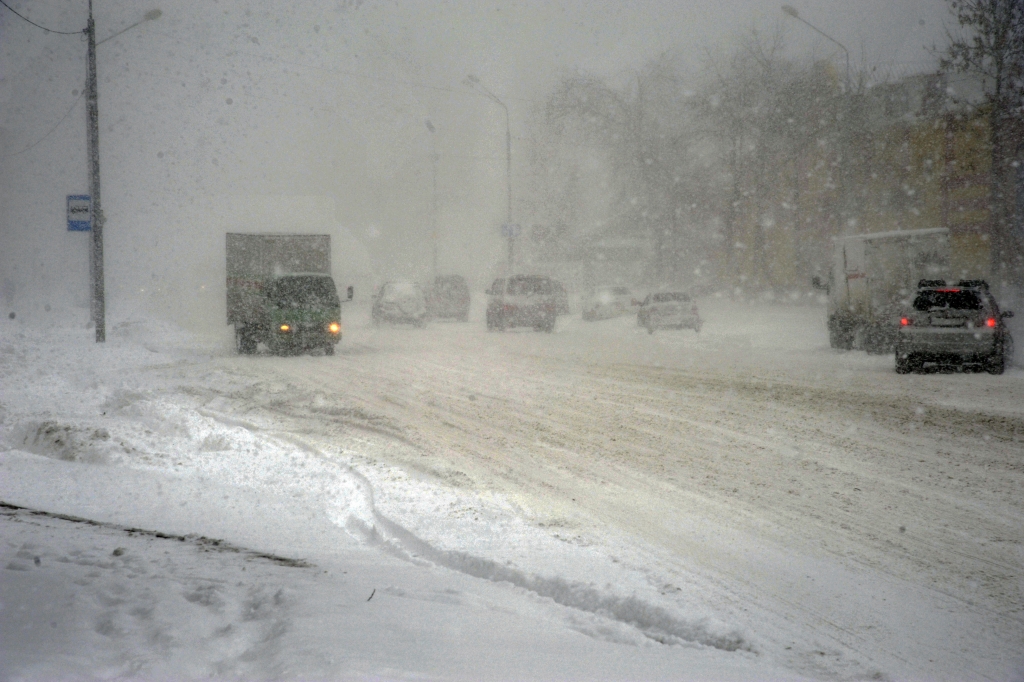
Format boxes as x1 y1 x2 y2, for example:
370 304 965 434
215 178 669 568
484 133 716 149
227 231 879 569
328 322 341 334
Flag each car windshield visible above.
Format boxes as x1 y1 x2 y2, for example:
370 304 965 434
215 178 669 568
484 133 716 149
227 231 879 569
507 277 552 295
651 292 689 303
434 277 468 295
267 276 338 307
913 289 983 311
381 282 420 299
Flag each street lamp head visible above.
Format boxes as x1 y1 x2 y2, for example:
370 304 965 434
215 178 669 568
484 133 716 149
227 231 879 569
781 5 799 18
144 9 162 21
425 119 435 133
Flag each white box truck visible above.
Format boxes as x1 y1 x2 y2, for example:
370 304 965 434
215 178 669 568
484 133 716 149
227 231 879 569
814 228 950 353
226 233 352 355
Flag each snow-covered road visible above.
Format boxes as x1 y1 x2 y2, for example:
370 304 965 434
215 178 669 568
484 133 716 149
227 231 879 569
3 298 1023 680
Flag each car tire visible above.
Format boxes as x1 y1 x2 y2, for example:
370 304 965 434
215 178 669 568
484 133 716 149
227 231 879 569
828 317 854 350
646 324 655 335
237 327 257 355
985 351 1005 375
895 352 911 374
324 343 335 356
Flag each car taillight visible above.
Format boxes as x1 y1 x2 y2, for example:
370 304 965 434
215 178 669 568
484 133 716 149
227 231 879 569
986 318 997 328
900 317 910 326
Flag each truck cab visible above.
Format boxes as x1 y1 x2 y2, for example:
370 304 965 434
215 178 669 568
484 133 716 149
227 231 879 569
259 274 344 355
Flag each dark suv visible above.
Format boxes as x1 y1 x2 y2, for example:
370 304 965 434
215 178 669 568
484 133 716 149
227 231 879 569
895 280 1014 374
428 275 471 321
486 275 557 332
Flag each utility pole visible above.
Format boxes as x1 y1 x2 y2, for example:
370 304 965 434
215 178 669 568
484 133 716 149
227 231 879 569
426 120 439 279
464 75 514 273
86 0 105 342
84 6 160 342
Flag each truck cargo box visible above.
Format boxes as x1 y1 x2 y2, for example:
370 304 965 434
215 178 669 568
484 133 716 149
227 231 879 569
226 233 330 325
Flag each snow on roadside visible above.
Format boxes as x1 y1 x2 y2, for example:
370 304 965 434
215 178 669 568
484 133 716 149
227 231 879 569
0 316 805 680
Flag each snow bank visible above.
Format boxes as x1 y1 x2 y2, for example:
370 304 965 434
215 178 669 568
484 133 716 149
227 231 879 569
1 315 800 680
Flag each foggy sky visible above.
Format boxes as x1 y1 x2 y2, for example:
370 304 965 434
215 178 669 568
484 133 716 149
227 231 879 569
1 0 950 331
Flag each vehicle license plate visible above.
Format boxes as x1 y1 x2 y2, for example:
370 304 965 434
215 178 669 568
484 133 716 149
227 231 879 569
930 317 964 327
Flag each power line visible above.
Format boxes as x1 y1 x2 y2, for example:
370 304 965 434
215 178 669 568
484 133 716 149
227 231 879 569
0 91 84 160
0 0 83 35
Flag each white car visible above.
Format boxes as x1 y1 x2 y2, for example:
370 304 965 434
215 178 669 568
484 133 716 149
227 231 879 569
637 292 701 333
372 281 429 327
581 286 636 321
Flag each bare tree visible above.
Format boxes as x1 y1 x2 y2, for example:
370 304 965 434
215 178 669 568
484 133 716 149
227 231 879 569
939 0 1024 286
544 56 708 285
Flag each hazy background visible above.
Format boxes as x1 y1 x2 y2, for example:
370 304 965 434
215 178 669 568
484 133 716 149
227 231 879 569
1 0 949 333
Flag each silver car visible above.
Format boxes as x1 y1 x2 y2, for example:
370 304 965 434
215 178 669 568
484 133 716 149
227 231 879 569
486 275 557 332
895 280 1014 374
637 292 701 334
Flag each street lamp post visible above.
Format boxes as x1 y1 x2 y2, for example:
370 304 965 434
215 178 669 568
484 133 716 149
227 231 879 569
86 2 161 342
781 5 850 90
425 119 439 280
463 75 514 272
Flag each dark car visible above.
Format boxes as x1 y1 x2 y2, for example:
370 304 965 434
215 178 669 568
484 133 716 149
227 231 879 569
637 292 701 334
372 281 429 328
486 275 557 332
428 275 471 321
895 279 1014 374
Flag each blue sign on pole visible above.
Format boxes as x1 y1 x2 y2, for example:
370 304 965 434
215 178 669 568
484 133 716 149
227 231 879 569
67 195 91 231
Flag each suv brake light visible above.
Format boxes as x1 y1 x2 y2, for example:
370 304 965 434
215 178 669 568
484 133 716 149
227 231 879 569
900 317 911 326
986 317 997 328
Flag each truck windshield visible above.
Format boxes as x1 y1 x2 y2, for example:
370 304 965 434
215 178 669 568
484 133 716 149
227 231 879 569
912 289 982 311
268 276 339 308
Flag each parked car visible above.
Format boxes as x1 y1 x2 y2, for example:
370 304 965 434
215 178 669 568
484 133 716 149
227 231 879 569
372 281 429 327
895 279 1014 374
428 275 471 321
552 280 570 316
637 292 701 334
581 285 635 321
486 275 557 332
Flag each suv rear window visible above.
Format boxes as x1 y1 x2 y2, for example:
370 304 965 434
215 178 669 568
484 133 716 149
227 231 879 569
913 289 983 311
507 277 552 295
